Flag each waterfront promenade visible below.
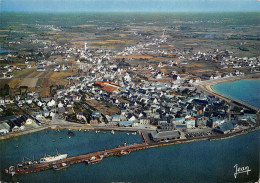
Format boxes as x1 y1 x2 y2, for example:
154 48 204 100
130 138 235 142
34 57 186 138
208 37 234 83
0 113 156 140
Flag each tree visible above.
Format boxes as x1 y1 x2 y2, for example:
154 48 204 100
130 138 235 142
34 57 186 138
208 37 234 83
4 108 14 116
0 84 10 97
233 106 242 113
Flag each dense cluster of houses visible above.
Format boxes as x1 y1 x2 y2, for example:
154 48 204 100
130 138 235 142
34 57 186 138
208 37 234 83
0 30 259 139
190 49 260 71
0 114 34 135
57 50 257 140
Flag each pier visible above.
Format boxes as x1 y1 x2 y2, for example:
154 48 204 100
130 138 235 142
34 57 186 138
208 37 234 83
232 99 259 113
7 142 148 176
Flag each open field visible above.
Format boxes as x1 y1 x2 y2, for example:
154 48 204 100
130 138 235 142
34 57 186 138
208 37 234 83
189 69 214 74
50 71 74 78
185 63 205 68
86 99 120 115
0 67 73 91
1 12 259 93
19 78 38 87
8 78 22 88
72 24 96 27
117 55 154 59
13 69 35 78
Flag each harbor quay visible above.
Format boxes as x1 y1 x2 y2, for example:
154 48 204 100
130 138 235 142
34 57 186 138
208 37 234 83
6 142 148 176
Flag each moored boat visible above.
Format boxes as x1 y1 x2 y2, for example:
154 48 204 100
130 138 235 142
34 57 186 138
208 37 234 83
53 162 70 170
40 153 68 163
85 155 103 165
68 130 75 136
5 166 16 176
118 149 131 156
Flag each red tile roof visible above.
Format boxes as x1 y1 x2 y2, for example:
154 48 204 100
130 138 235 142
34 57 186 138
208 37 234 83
95 81 121 93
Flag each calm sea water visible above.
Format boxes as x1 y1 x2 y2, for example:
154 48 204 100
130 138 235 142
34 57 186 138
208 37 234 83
212 80 260 108
0 130 143 182
0 129 259 183
0 46 10 54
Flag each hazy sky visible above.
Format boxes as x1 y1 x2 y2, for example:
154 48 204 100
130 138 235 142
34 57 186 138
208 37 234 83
1 0 260 12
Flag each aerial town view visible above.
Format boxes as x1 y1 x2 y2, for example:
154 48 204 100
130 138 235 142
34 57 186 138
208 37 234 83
0 0 259 183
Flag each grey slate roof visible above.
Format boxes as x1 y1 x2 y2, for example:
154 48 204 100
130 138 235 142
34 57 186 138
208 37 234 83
151 130 180 140
215 120 238 133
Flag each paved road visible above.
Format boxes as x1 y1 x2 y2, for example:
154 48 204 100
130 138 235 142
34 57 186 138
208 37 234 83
50 114 157 133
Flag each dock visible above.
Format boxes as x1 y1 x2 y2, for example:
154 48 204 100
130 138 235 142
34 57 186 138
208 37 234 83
232 98 259 113
8 142 148 176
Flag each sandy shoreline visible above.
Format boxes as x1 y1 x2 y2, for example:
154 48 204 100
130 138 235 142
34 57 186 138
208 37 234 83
198 74 260 109
0 127 49 140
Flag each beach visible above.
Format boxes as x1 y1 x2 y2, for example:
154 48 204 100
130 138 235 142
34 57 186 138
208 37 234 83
196 74 260 112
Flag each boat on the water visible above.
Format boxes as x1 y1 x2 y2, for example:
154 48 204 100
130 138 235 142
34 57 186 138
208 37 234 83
40 152 68 163
5 151 68 176
53 162 70 171
68 130 75 136
111 130 115 134
85 155 103 165
118 149 131 156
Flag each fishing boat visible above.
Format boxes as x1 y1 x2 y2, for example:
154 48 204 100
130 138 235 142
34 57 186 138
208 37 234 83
53 162 70 171
21 157 39 167
118 149 131 156
85 155 103 165
68 130 75 136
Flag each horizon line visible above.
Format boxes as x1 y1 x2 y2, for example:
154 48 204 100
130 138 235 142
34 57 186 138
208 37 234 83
2 10 260 13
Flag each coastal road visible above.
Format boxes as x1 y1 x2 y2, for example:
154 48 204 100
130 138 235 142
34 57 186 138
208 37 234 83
50 114 157 133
